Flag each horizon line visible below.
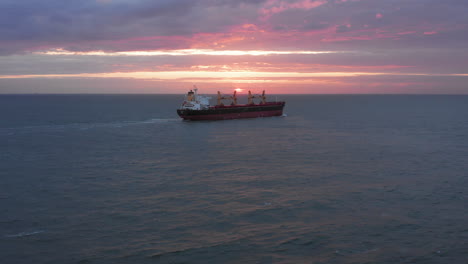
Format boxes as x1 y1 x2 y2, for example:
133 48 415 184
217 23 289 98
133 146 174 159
1 93 467 95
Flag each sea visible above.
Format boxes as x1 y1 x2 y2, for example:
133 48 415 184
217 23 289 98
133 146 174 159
0 94 467 264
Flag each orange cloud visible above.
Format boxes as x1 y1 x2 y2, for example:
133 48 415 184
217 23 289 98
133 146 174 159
35 48 335 56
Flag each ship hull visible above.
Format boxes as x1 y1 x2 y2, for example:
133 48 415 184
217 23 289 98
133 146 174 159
177 102 285 121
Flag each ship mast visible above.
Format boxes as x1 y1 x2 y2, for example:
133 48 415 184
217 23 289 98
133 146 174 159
193 85 198 100
248 90 266 104
217 90 237 106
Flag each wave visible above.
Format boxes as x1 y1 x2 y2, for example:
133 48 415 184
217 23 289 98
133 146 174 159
150 238 248 259
5 230 45 238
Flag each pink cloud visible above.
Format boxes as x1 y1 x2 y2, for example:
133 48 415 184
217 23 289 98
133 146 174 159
321 36 374 42
423 31 438 35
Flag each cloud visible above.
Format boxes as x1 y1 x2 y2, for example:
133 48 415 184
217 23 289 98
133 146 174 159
1 0 468 54
0 0 261 53
336 24 352 33
2 47 468 77
1 0 468 94
2 72 468 94
260 0 327 16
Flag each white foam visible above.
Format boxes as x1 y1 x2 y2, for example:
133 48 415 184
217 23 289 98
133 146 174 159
140 118 180 124
3 118 180 133
5 230 45 238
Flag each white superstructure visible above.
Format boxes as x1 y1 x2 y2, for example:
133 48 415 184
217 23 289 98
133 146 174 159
179 86 211 110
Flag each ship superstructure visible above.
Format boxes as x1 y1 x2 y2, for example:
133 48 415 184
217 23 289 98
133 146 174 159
179 87 211 110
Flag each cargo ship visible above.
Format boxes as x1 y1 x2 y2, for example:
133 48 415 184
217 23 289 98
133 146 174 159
177 86 285 121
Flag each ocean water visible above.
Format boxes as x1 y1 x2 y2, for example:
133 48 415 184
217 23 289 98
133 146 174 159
1 94 467 264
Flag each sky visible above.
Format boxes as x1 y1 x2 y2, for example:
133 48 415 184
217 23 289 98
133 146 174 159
1 0 468 94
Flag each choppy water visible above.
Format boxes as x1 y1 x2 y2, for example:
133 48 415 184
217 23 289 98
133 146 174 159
1 94 467 264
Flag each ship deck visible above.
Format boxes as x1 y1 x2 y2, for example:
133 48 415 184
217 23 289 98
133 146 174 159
210 102 284 109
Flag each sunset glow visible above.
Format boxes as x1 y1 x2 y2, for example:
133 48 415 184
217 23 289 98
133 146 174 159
36 49 338 57
3 71 466 80
1 0 467 94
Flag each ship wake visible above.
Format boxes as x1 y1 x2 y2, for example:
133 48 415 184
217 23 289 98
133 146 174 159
0 118 180 135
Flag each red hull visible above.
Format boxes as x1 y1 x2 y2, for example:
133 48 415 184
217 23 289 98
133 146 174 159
177 101 285 121
179 109 283 121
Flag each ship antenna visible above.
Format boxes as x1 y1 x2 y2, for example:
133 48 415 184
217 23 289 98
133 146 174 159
193 85 198 99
